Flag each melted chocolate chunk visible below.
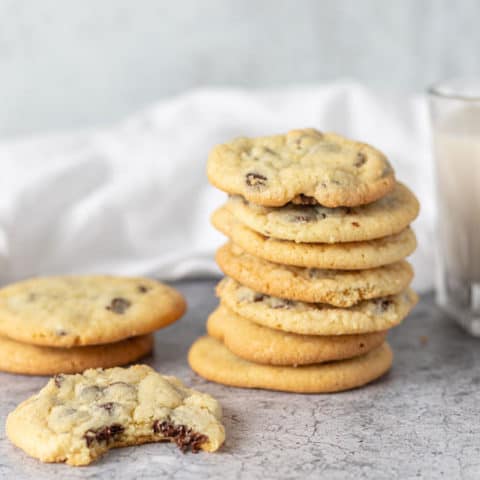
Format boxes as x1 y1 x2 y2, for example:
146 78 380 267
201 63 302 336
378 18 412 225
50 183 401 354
351 221 360 227
54 374 65 388
245 172 268 189
106 297 131 314
354 152 367 167
84 424 124 447
152 420 208 453
137 285 149 294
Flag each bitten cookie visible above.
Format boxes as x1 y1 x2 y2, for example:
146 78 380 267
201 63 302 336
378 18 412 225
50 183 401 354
217 278 418 335
207 128 395 207
208 305 386 365
189 336 393 393
212 207 417 270
0 276 186 347
216 243 413 307
225 182 419 243
6 365 225 465
0 334 154 375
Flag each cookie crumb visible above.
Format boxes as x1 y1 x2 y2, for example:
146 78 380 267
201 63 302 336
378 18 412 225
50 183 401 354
419 335 428 346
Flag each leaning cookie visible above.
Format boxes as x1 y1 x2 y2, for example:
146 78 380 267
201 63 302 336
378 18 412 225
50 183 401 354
0 334 154 375
208 305 386 366
212 207 417 270
225 182 419 243
216 243 413 307
0 275 186 347
189 336 393 393
207 128 395 207
6 365 225 465
217 277 418 335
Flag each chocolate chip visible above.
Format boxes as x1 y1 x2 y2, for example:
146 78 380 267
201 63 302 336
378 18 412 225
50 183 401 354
152 420 208 453
99 402 115 413
354 152 367 167
376 299 393 312
271 299 295 309
351 222 360 227
263 147 277 156
137 285 150 293
106 297 131 314
252 292 265 302
54 374 65 388
308 269 320 279
245 172 268 189
84 424 124 447
56 329 68 336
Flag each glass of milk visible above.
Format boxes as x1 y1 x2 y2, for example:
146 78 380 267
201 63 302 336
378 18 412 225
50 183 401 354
429 78 480 335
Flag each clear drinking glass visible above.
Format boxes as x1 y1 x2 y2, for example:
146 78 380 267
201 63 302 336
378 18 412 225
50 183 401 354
429 78 480 336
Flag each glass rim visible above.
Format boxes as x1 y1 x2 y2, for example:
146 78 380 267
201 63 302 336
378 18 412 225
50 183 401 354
428 78 480 102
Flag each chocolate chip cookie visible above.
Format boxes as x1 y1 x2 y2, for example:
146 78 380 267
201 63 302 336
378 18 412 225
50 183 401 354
0 334 153 375
212 207 417 270
216 243 413 307
6 365 225 465
208 305 386 365
0 276 186 347
189 336 393 393
225 182 419 243
217 277 418 335
207 128 395 207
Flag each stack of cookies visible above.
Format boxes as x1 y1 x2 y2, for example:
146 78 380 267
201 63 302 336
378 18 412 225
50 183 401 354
189 128 419 393
0 275 186 375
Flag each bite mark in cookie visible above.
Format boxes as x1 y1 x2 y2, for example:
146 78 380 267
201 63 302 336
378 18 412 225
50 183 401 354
6 365 225 465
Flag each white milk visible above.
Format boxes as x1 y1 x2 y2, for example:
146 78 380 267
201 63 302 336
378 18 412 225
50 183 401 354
434 106 480 283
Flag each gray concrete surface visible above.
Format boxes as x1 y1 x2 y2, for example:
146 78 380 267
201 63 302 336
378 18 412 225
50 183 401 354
0 0 479 136
0 280 479 479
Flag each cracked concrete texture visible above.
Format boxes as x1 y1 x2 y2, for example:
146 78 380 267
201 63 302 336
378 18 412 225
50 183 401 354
0 280 479 479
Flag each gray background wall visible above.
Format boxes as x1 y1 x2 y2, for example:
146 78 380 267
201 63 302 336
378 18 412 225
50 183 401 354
0 0 478 137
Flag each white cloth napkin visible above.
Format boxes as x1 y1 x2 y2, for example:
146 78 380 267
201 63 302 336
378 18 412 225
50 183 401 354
0 82 435 292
